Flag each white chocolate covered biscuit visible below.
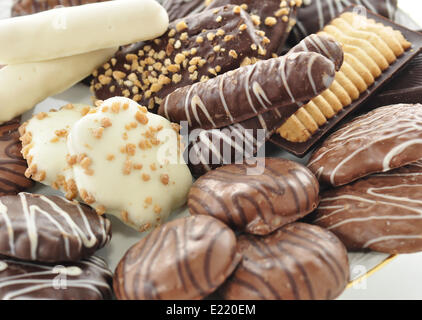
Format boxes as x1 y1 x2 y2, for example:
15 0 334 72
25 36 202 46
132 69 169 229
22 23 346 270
0 48 116 124
0 0 169 64
67 97 192 231
20 104 92 199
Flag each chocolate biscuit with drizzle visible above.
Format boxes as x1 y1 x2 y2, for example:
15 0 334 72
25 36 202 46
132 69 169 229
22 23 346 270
219 222 349 300
315 160 422 254
0 255 112 300
0 192 111 263
91 5 269 113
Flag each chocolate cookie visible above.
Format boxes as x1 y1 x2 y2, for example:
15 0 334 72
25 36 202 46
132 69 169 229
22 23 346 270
163 0 207 22
92 5 269 113
159 50 338 130
188 159 319 235
308 104 422 187
219 222 349 300
11 0 109 17
207 0 301 55
114 215 241 300
0 255 113 300
0 193 111 263
315 161 422 254
0 117 33 196
291 0 398 42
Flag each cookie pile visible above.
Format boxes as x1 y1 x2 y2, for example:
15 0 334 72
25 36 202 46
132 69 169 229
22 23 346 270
308 104 422 254
0 192 113 300
114 159 350 300
20 97 193 232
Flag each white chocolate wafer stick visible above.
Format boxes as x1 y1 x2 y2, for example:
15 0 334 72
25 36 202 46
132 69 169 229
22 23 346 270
0 0 169 64
0 47 116 124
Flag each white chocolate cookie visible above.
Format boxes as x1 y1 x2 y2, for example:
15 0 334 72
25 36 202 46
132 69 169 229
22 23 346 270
0 48 116 124
0 0 169 64
67 97 192 231
20 104 92 199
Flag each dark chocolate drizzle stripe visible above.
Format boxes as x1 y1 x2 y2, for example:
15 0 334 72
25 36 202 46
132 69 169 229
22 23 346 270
114 216 239 300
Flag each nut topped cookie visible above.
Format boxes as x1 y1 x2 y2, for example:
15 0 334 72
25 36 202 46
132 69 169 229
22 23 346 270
315 161 422 254
308 104 422 187
0 117 33 196
67 97 192 232
0 193 111 263
91 5 270 113
188 158 320 235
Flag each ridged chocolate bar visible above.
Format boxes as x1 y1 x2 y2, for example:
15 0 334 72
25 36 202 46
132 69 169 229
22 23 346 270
270 6 422 157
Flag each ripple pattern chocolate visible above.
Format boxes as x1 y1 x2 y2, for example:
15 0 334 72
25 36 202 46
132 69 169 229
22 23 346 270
188 159 319 235
220 223 349 300
0 255 113 300
114 215 241 300
291 0 398 42
159 51 337 130
92 5 269 113
207 0 301 56
308 104 422 187
316 161 422 254
0 117 33 196
0 193 112 263
162 0 207 22
11 0 109 17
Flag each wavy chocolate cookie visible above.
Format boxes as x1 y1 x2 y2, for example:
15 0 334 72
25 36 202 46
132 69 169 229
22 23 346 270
308 104 422 187
114 215 241 300
0 193 111 263
91 5 269 113
188 158 319 235
315 161 422 254
11 0 109 17
0 255 112 300
220 222 349 300
0 117 34 196
291 0 398 42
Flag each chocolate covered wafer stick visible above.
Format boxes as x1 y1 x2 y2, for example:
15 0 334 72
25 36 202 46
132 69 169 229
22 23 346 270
159 51 338 130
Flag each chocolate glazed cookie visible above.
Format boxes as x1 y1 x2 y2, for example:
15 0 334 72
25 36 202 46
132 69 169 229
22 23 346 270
114 215 241 300
220 223 350 300
0 118 33 196
0 193 111 263
11 0 109 17
188 158 320 235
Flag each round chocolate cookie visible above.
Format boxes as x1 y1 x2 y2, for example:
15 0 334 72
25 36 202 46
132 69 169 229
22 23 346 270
220 222 350 300
315 160 422 254
0 193 111 263
188 158 320 235
308 104 422 187
0 117 33 196
0 255 112 300
114 215 241 300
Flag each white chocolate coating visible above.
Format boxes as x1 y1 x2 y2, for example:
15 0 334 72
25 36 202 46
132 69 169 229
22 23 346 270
20 104 91 198
0 48 116 124
67 97 192 231
0 0 169 64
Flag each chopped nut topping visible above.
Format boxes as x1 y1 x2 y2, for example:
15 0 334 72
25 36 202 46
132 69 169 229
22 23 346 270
176 21 188 32
160 174 169 185
142 173 150 181
92 127 104 139
36 112 48 120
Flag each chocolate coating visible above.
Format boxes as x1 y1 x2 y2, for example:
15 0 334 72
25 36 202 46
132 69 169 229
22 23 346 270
0 193 111 263
188 159 320 235
308 104 422 187
159 51 337 130
0 255 113 300
113 215 241 300
207 0 300 56
11 0 109 17
0 117 33 196
162 0 207 22
315 160 422 254
92 5 268 113
291 0 398 42
220 222 349 300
